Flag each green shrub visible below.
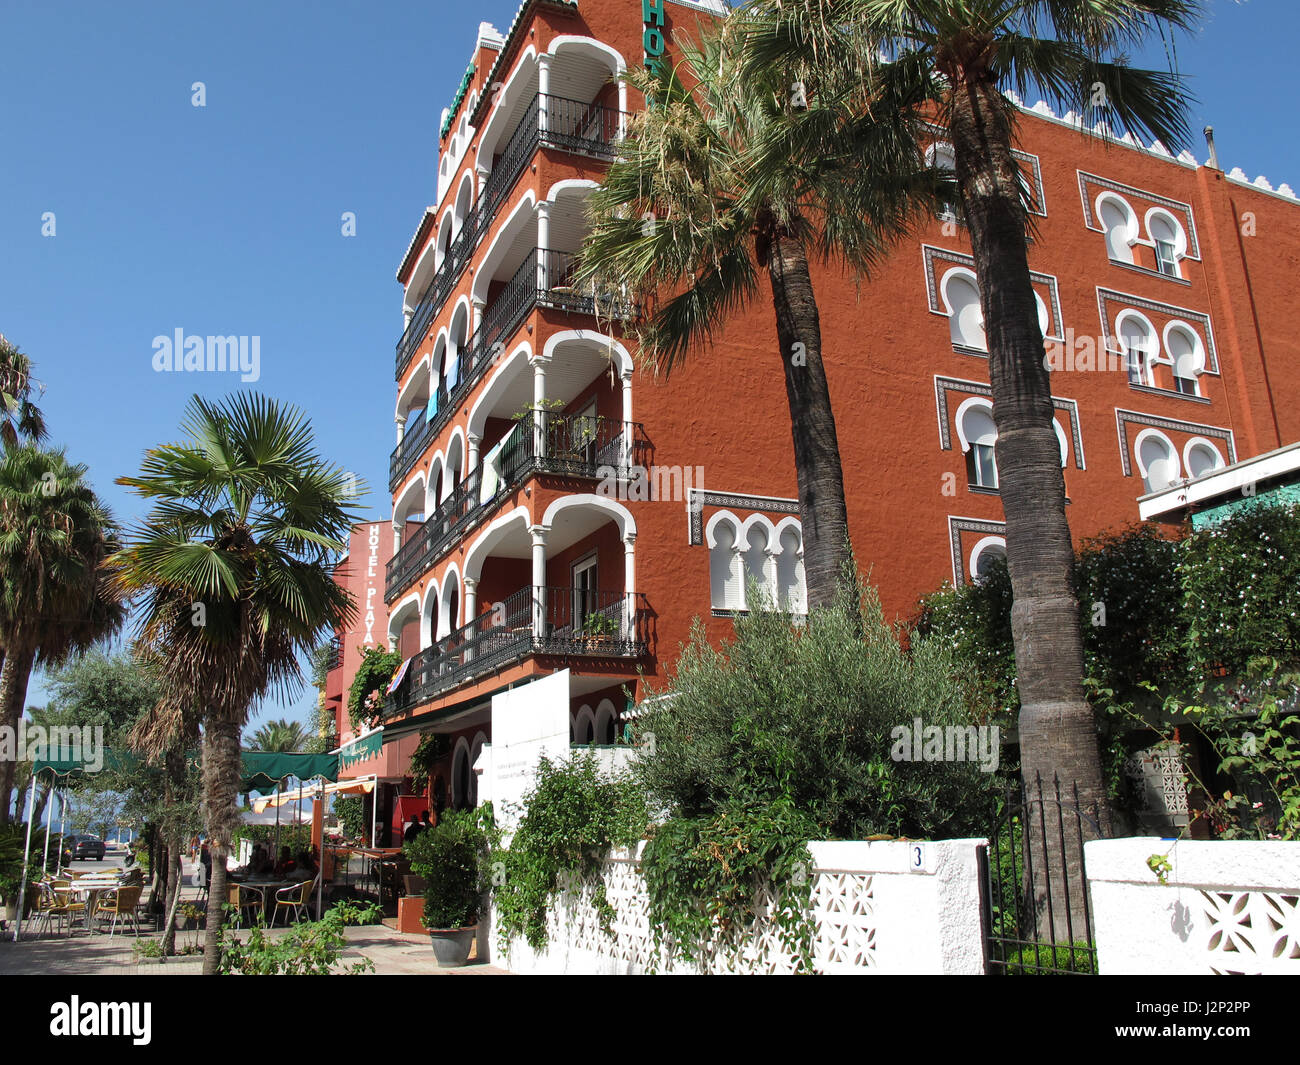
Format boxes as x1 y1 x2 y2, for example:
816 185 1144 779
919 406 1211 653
494 754 647 950
218 900 382 975
638 582 1001 840
405 808 493 930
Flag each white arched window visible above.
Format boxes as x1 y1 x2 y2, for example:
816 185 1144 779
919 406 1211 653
957 399 998 489
708 517 743 610
1116 310 1158 387
1097 193 1138 264
775 525 804 613
743 524 770 608
1135 430 1180 493
1184 438 1224 480
1164 323 1204 396
942 270 986 350
970 537 1007 583
1146 209 1186 278
926 142 958 219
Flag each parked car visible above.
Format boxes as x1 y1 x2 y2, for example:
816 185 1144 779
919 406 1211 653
63 834 106 861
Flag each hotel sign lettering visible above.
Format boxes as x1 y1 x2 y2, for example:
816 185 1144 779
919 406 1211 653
643 0 666 76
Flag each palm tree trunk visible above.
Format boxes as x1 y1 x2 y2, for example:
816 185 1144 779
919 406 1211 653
200 711 243 975
950 79 1110 940
161 746 186 955
0 647 35 826
763 215 854 611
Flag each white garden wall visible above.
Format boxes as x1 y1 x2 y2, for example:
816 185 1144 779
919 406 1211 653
495 838 987 975
1086 838 1300 975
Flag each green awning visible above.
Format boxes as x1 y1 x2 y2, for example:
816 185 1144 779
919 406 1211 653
337 730 382 770
32 749 339 790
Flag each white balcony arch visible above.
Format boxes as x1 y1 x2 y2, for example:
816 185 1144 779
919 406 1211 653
439 561 463 639
471 192 539 307
467 340 535 444
420 579 441 648
388 593 421 653
463 506 534 583
541 494 636 541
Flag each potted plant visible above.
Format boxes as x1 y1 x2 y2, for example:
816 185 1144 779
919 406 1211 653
581 610 619 651
404 809 489 967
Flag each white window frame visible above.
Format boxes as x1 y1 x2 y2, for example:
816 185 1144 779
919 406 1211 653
1133 428 1182 492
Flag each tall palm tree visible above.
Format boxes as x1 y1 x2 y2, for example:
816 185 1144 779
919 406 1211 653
0 447 123 823
248 718 309 753
578 20 941 610
0 335 46 451
744 0 1202 933
113 393 359 973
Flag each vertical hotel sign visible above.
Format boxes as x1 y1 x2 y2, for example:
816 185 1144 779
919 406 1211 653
363 523 381 648
643 0 666 76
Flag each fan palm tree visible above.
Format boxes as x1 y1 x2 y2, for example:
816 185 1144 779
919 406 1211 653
0 447 124 823
743 0 1202 933
248 718 309 753
112 393 359 973
0 335 46 451
578 20 943 610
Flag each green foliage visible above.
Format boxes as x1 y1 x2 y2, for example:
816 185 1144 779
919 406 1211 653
640 583 1001 840
408 732 450 794
218 900 382 975
1178 502 1300 675
1001 942 1098 976
919 506 1300 834
348 646 402 730
641 799 817 972
247 718 309 752
405 808 494 930
0 823 47 901
494 754 647 951
333 795 365 840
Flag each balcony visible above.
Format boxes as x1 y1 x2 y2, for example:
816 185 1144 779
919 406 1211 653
386 410 650 602
388 248 633 492
396 93 628 380
326 636 344 672
386 587 649 716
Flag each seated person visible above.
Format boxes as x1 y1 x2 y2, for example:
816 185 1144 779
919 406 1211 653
251 846 274 877
402 816 422 844
286 850 317 882
272 846 296 877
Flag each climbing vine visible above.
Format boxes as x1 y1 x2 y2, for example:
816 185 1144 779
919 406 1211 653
493 753 648 951
347 646 403 730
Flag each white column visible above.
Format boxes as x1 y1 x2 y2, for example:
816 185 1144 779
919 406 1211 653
395 414 406 445
392 521 402 554
530 353 550 461
620 369 634 469
536 199 551 294
472 296 486 336
463 577 478 626
764 547 780 610
530 525 549 640
617 77 628 141
733 544 747 612
537 54 551 135
623 533 637 638
468 432 481 474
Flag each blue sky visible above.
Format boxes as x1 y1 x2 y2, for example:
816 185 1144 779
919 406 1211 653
1 0 1296 732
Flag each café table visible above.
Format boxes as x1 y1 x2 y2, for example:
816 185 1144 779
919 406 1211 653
65 876 123 931
227 878 292 924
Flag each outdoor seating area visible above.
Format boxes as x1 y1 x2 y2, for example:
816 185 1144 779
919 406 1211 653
27 866 147 939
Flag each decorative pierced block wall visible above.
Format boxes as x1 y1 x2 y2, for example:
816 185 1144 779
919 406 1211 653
1087 839 1300 975
496 839 988 975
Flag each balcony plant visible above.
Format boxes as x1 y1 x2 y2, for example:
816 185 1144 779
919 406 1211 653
404 808 492 967
580 610 619 651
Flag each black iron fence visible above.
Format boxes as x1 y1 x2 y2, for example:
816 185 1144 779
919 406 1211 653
389 248 633 491
386 587 649 714
395 93 627 379
385 414 649 602
981 773 1103 975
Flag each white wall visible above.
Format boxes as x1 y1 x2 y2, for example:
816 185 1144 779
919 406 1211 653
1087 837 1300 975
495 838 988 975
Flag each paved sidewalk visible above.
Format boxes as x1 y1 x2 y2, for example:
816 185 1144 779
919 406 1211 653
0 858 507 976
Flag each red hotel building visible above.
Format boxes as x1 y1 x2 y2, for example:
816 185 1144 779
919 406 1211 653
375 0 1300 804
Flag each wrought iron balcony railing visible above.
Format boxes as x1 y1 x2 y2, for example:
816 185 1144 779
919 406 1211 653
395 93 628 380
386 586 649 716
385 412 650 602
388 247 633 492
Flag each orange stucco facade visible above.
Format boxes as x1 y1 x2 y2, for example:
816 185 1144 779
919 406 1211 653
373 0 1300 797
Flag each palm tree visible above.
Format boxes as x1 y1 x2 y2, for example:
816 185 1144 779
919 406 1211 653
248 718 309 753
578 20 941 610
113 393 359 973
744 0 1201 933
0 335 46 451
0 447 124 823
